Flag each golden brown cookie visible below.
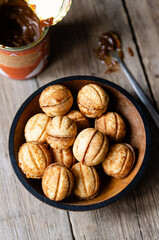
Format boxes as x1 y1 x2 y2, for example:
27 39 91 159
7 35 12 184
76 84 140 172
51 148 76 169
18 142 52 178
102 143 135 178
77 84 109 118
66 110 90 132
39 85 73 117
95 112 126 141
42 163 74 201
24 113 51 143
73 128 109 166
46 116 77 149
71 163 99 199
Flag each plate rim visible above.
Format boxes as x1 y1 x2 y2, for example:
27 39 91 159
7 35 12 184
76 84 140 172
8 75 151 211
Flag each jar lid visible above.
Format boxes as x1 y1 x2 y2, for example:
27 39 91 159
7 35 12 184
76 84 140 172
26 0 72 25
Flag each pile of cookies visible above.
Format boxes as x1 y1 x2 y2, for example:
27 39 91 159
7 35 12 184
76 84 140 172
18 84 135 201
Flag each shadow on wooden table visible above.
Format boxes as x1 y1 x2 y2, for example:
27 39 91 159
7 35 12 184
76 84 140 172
134 111 159 188
48 21 94 64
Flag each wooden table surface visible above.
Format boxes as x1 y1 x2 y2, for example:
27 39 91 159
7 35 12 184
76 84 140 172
1 0 159 239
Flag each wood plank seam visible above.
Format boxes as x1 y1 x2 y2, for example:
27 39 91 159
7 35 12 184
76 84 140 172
121 1 156 238
67 211 76 240
121 0 157 109
132 192 143 240
35 76 40 89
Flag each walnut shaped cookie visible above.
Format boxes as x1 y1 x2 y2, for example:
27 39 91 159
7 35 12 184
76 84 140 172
18 142 52 178
46 116 77 149
39 85 73 117
24 113 51 143
77 84 109 118
42 163 74 201
95 112 126 141
102 143 135 178
50 148 76 169
71 163 99 199
73 128 109 166
66 110 90 132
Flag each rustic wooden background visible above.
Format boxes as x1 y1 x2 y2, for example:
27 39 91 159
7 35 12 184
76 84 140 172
1 0 159 239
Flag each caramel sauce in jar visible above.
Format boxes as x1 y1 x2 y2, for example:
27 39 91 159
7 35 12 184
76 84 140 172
0 0 53 47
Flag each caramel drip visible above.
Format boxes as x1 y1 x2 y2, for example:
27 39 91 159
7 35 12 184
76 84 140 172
59 116 63 130
55 169 61 201
88 85 103 106
37 117 50 142
90 167 96 195
27 145 41 174
82 130 97 164
47 133 76 138
61 150 64 165
78 102 106 111
91 133 105 164
114 113 118 140
65 170 71 198
38 144 48 168
80 164 87 196
41 97 71 108
118 148 129 175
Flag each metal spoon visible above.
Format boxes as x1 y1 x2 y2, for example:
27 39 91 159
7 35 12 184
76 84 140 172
110 50 159 129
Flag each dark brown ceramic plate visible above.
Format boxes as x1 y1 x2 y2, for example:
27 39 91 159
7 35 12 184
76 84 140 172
9 76 151 211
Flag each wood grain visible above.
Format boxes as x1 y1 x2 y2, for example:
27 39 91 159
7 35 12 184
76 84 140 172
0 0 159 239
124 0 159 109
122 0 159 239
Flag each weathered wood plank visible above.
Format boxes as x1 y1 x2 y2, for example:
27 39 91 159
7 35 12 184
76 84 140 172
0 77 73 240
69 194 144 240
122 0 159 239
124 0 159 108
